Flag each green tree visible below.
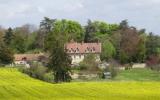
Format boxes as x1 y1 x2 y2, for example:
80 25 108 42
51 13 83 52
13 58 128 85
46 31 72 83
101 40 116 61
84 20 119 43
47 41 72 83
146 33 160 57
120 20 129 29
0 40 14 65
45 19 84 50
53 19 84 42
36 17 56 49
135 33 147 62
11 34 26 53
84 20 98 42
3 28 14 46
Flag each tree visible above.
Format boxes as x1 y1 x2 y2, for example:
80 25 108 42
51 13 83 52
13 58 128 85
53 19 84 42
11 24 37 53
47 40 72 83
119 27 140 63
3 27 14 46
45 19 84 50
0 40 14 65
84 20 119 43
46 30 72 83
120 20 129 29
146 33 160 57
136 33 146 62
101 40 116 61
36 17 56 49
11 33 26 53
40 17 56 34
84 20 97 42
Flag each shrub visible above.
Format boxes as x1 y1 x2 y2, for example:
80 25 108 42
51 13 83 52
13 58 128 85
43 72 54 82
18 62 54 83
78 54 100 73
146 55 160 71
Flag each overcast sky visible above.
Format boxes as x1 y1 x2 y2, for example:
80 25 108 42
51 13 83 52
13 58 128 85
0 0 160 35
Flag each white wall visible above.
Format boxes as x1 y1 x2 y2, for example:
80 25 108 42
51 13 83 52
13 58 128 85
70 54 100 65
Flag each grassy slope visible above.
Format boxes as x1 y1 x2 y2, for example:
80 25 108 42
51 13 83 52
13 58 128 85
0 68 160 100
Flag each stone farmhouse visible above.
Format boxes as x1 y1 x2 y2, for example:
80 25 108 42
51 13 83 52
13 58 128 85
13 42 102 66
65 42 102 65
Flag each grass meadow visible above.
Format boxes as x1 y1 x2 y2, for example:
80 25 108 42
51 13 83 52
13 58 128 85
0 68 160 100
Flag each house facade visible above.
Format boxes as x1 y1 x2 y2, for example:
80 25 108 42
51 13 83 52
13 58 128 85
14 53 47 67
65 42 102 65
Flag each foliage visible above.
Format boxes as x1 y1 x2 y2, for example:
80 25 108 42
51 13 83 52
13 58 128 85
79 54 100 73
19 62 54 82
11 33 26 53
101 40 116 61
0 40 14 64
146 33 160 57
47 33 72 83
3 28 14 46
0 18 160 65
146 55 160 71
84 20 119 43
53 19 84 42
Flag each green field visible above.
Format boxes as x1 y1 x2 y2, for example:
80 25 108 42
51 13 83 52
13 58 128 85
115 68 160 81
0 68 160 100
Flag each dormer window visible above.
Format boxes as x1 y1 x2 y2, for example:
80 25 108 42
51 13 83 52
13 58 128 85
93 47 95 51
77 48 79 51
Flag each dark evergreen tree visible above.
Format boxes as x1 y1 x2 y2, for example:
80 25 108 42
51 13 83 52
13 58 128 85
47 40 72 83
4 27 14 46
84 20 97 43
46 31 72 83
0 41 14 65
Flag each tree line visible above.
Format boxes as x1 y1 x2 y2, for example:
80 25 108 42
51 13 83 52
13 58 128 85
0 18 160 65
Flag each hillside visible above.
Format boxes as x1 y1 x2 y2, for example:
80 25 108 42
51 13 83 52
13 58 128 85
0 68 160 100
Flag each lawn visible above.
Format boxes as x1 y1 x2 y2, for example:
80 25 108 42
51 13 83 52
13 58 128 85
0 68 160 100
115 68 160 81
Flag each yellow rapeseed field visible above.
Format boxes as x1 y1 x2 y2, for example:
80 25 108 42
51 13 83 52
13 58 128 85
0 68 160 100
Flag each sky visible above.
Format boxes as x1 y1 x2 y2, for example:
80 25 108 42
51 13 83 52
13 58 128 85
0 0 160 35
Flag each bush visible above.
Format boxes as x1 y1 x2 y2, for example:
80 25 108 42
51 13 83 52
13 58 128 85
146 55 160 71
18 62 54 83
43 72 54 82
78 54 100 73
78 63 88 70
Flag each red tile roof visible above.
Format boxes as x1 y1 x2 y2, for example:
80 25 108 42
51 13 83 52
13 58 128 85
14 54 45 61
65 42 101 54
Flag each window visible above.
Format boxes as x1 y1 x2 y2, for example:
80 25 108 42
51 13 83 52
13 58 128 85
93 47 95 51
77 48 79 51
